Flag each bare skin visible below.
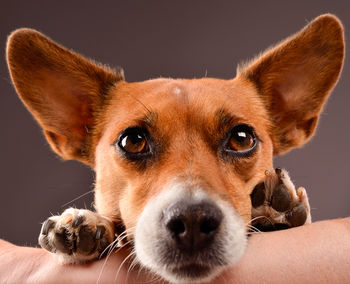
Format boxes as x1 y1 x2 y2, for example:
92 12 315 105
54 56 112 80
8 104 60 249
1 218 350 283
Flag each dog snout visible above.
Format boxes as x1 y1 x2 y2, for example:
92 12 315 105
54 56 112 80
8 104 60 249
163 201 223 251
135 185 247 283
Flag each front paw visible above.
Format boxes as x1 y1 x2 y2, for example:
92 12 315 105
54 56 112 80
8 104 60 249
39 208 114 263
250 168 311 231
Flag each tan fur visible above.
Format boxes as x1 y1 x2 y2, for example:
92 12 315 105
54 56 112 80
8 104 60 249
6 14 344 256
238 14 345 154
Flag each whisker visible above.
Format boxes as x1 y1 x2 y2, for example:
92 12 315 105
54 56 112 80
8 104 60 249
246 224 262 234
125 249 139 282
97 239 133 284
113 239 134 255
115 226 136 246
246 215 270 225
127 255 139 275
136 260 147 280
61 189 94 208
96 226 136 283
99 238 119 259
115 234 129 247
96 239 120 284
114 251 136 282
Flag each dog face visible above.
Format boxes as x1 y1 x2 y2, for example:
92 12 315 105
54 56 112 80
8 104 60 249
7 14 344 283
94 78 271 281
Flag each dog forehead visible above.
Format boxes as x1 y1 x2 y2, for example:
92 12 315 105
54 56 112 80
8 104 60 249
107 77 262 119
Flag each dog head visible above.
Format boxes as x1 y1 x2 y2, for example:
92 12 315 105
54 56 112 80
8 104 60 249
7 14 344 283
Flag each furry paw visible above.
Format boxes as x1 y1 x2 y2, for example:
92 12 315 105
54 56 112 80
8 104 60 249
250 168 311 231
38 208 114 263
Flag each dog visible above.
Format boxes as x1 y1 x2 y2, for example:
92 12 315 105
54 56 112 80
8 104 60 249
6 14 344 283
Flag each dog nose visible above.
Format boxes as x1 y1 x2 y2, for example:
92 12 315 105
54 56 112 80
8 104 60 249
164 201 223 251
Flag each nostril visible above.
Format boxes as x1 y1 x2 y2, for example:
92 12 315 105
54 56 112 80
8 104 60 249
199 218 220 234
163 201 223 250
167 218 186 236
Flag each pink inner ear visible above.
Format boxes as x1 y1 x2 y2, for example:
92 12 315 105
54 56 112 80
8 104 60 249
271 55 333 120
27 70 98 163
274 66 309 103
37 70 95 137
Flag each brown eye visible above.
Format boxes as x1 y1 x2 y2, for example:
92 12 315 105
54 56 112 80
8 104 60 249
228 125 256 152
119 130 148 154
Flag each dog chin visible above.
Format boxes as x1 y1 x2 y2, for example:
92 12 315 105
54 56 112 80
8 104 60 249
162 264 224 284
134 180 247 283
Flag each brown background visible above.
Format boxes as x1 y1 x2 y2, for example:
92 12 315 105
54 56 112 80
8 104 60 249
0 1 349 246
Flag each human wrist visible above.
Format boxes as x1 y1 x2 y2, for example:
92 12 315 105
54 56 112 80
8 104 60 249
0 240 49 283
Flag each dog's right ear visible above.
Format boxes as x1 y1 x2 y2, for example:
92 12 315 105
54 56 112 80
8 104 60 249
6 29 124 166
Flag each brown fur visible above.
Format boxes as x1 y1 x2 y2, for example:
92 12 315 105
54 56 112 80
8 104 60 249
6 15 344 235
6 28 124 164
238 14 345 154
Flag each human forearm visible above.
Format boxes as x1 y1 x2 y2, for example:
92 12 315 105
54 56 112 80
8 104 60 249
0 239 131 284
219 218 350 283
0 239 44 283
0 238 151 284
1 218 350 283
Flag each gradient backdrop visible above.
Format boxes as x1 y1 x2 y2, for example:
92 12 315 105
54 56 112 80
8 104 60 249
1 1 349 246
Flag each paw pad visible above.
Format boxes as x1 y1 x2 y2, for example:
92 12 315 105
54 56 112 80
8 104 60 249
251 168 311 231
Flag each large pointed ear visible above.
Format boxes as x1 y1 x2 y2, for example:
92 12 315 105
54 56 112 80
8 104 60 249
237 14 345 155
6 28 124 165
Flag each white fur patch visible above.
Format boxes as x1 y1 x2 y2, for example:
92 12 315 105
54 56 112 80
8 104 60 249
134 180 247 283
173 87 181 95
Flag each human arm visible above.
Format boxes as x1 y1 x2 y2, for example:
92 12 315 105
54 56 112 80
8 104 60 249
218 217 350 283
0 238 136 284
1 218 350 283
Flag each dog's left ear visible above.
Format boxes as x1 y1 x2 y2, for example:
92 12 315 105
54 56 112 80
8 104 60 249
238 14 345 155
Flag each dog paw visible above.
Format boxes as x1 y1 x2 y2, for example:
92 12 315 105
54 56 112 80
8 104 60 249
250 168 311 231
38 208 114 263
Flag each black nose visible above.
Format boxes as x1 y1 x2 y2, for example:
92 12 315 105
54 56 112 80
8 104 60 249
163 201 223 251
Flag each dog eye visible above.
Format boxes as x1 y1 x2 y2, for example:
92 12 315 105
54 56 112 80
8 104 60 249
227 125 256 152
118 130 149 154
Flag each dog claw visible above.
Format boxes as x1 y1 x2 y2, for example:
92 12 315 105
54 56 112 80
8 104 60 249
72 215 85 228
95 225 106 240
41 219 56 236
275 167 282 175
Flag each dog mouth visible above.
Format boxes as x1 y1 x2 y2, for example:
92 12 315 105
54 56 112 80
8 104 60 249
157 239 229 282
170 263 212 279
